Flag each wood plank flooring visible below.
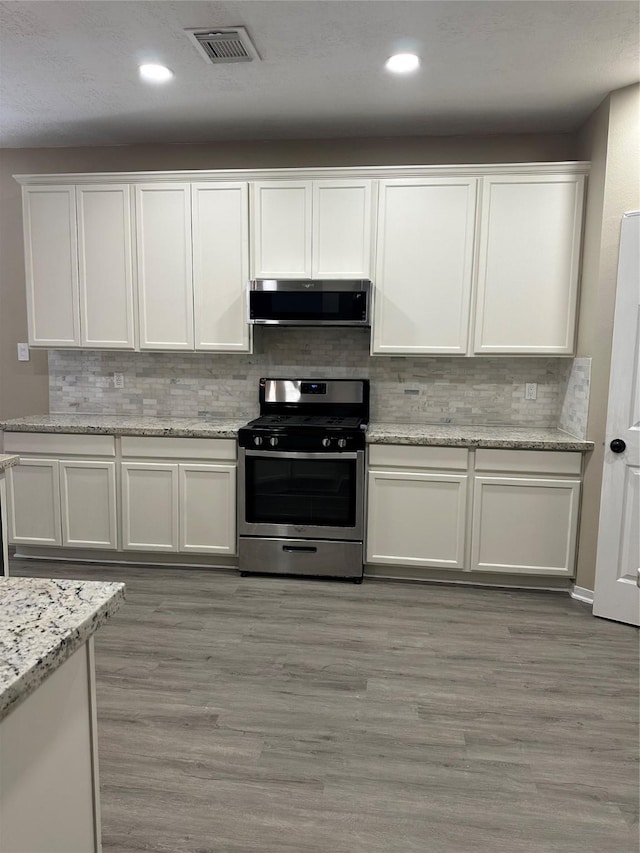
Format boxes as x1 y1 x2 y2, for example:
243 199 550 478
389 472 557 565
9 558 639 853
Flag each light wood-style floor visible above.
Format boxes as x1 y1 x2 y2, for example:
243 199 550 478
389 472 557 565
10 558 639 853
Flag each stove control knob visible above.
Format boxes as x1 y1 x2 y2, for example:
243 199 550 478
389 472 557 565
337 438 347 449
322 437 332 448
269 436 279 447
253 436 263 446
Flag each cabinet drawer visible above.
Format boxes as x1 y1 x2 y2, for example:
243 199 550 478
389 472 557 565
120 435 237 461
368 444 468 471
474 449 581 476
3 432 115 457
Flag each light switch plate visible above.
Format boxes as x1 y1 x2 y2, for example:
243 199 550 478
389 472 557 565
17 343 30 361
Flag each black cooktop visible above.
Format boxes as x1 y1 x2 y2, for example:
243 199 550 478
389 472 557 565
248 415 365 429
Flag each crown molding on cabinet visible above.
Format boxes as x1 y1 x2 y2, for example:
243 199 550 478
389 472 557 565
14 161 591 186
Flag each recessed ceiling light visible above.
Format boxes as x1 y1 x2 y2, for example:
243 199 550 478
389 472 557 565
385 53 420 74
139 63 174 83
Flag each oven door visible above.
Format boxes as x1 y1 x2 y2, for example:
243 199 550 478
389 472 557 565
238 449 364 541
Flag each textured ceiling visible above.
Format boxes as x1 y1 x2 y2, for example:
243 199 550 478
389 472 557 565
0 0 638 148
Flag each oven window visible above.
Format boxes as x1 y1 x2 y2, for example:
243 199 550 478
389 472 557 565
245 456 357 527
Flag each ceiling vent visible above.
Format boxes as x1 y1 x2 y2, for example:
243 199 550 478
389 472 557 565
186 27 260 64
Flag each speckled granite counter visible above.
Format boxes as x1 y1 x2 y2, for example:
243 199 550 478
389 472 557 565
0 414 246 439
0 454 18 472
1 415 594 451
367 423 593 452
0 577 125 720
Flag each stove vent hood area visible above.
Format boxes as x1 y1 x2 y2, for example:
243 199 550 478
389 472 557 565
247 279 372 327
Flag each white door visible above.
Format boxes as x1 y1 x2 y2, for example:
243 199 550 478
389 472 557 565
474 174 584 354
179 464 237 554
121 462 179 551
312 180 373 278
594 212 640 625
372 178 478 355
77 184 135 348
367 469 467 568
251 181 312 278
135 183 194 349
7 459 62 546
192 182 251 352
60 460 117 549
471 476 580 575
22 185 80 347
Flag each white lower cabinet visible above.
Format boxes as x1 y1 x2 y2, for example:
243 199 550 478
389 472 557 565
471 475 580 575
7 458 62 546
121 462 179 552
120 437 237 556
179 464 236 555
60 460 117 549
4 434 118 551
366 444 582 578
471 448 581 576
366 445 469 569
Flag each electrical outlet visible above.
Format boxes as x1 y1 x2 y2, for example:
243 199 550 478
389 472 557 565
17 342 30 361
525 382 537 401
113 373 125 389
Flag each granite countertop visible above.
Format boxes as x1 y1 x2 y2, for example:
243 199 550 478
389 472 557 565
0 454 19 472
0 414 594 451
0 577 125 720
0 414 247 439
366 423 594 452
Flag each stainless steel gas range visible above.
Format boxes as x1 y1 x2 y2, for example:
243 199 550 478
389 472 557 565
238 378 369 581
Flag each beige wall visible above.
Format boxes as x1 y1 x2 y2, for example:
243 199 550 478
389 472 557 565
575 83 640 591
0 132 576 419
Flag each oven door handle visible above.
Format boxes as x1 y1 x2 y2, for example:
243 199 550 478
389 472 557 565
243 449 361 461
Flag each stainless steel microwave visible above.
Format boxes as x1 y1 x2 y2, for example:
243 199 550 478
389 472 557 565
247 279 371 326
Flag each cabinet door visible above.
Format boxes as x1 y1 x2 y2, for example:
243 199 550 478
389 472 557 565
135 183 194 350
179 464 236 554
372 178 478 355
60 460 117 549
474 174 585 354
7 459 61 546
251 181 312 278
77 184 135 348
367 469 467 568
312 180 373 278
192 182 250 352
471 476 580 575
22 185 80 347
121 462 179 551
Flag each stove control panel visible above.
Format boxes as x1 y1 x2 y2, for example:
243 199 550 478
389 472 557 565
239 429 366 452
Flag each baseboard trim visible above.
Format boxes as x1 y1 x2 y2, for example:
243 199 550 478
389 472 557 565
570 585 594 604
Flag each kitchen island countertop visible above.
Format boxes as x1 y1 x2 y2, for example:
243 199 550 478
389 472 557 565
0 454 19 472
0 577 125 720
366 423 594 452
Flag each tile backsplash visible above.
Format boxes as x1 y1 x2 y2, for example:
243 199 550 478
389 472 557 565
558 357 591 439
49 328 589 431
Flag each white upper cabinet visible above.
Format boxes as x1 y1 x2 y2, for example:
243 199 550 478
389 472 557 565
135 183 194 350
192 182 250 352
22 185 80 347
473 174 585 355
251 179 373 279
312 180 373 278
17 165 587 355
252 181 312 278
372 178 478 355
76 184 135 349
